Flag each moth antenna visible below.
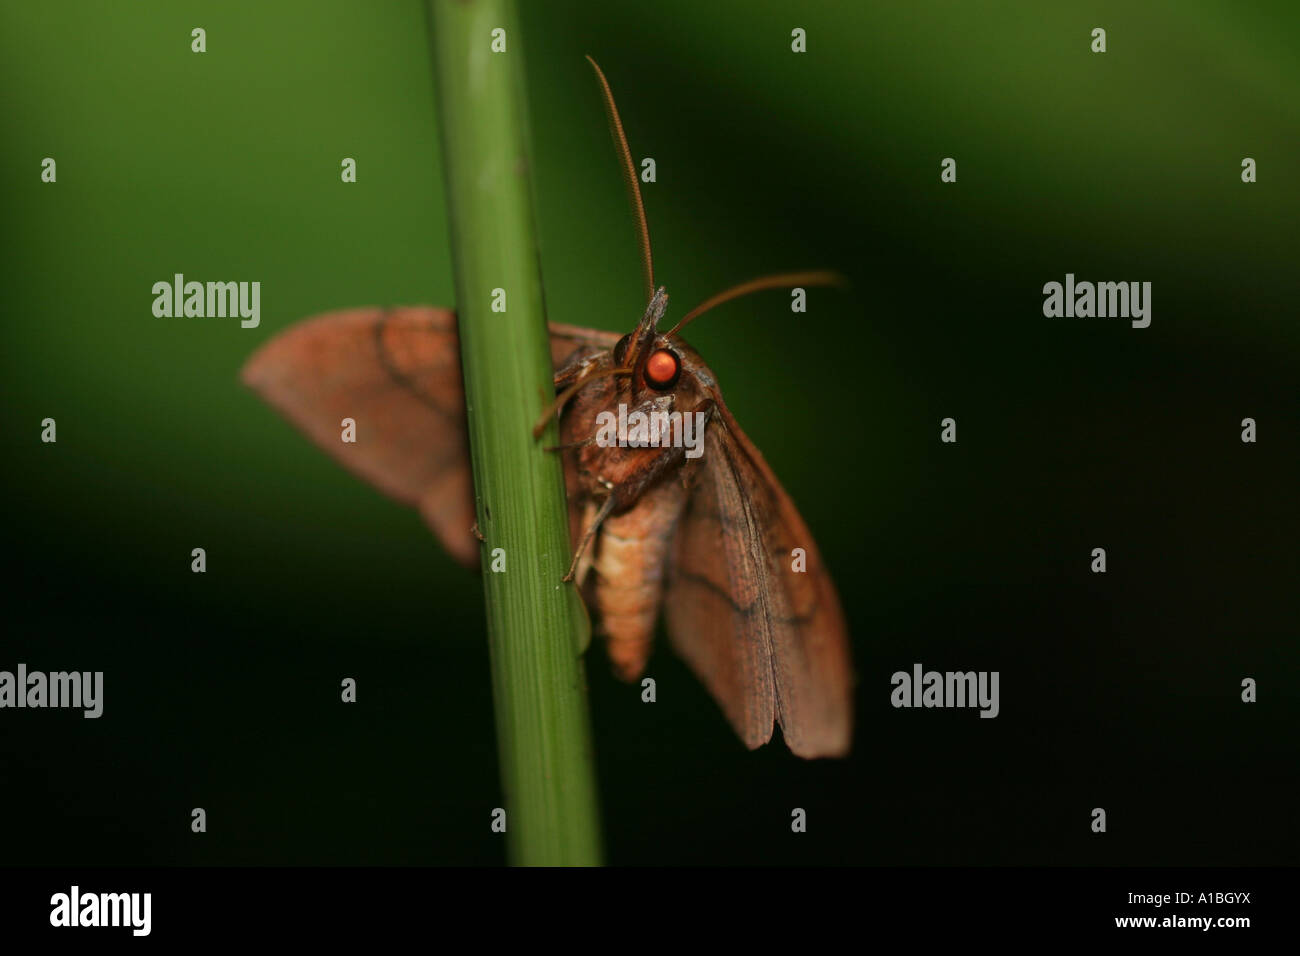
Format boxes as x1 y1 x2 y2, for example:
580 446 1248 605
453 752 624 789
666 271 848 337
585 55 655 306
532 365 631 439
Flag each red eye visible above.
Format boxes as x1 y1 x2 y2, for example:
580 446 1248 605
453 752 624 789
645 348 681 390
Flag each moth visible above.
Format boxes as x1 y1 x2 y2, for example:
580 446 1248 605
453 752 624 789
242 58 853 758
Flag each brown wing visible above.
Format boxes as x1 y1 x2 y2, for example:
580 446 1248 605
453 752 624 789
242 308 621 570
548 321 621 364
241 307 479 567
665 401 853 758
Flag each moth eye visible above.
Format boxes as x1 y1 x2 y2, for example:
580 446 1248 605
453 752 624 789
613 334 632 366
645 348 681 391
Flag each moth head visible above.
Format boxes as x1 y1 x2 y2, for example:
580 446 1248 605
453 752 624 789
615 287 668 363
613 287 683 394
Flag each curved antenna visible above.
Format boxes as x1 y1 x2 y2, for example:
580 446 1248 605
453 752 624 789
666 271 847 337
585 55 655 305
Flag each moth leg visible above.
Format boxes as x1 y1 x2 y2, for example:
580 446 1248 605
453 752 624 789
552 349 605 391
543 436 597 453
534 351 613 440
572 500 598 588
563 494 616 583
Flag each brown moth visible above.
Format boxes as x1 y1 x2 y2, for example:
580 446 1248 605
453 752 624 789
242 58 853 758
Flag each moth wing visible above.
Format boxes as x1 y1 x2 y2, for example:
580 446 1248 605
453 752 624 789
242 308 621 570
665 401 853 758
547 322 621 354
242 306 479 567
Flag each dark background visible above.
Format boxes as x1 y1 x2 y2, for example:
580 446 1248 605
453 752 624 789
2 0 1296 865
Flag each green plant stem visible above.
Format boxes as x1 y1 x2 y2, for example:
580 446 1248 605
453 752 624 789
428 0 602 865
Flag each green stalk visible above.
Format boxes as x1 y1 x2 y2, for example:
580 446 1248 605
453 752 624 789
427 0 602 865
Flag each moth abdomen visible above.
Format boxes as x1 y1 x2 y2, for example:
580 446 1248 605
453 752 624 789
591 480 689 680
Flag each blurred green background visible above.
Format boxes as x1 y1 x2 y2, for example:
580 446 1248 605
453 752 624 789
2 0 1296 865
